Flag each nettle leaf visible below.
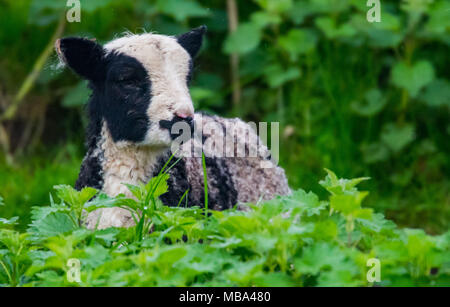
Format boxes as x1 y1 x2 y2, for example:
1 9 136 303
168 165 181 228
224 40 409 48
94 228 120 245
391 61 435 97
278 189 326 217
319 169 370 195
381 123 416 153
28 212 77 240
223 22 262 55
54 185 97 221
357 212 397 233
156 0 210 22
294 242 354 277
330 192 369 216
84 193 137 212
123 183 144 201
82 245 112 269
145 173 170 199
420 79 450 107
54 185 97 208
29 204 71 223
351 88 387 117
279 29 318 60
0 217 19 227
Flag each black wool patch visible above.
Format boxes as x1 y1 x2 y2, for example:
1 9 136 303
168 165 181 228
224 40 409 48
75 93 104 191
203 157 238 210
152 153 192 207
75 149 103 191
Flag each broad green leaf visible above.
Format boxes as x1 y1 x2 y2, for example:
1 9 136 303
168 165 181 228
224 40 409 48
83 245 112 269
330 192 368 215
156 0 210 22
223 22 262 55
420 79 450 107
361 143 390 164
84 193 138 212
54 185 97 221
264 64 301 88
381 123 416 153
401 0 433 13
28 212 77 240
123 183 144 201
425 0 450 34
279 29 318 60
0 217 18 226
351 88 387 117
250 11 282 28
254 0 293 14
295 242 356 283
145 173 170 199
357 212 397 233
315 17 356 39
287 1 315 24
391 61 435 97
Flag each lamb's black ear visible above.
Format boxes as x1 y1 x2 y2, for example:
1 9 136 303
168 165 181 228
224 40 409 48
176 25 207 58
55 37 106 82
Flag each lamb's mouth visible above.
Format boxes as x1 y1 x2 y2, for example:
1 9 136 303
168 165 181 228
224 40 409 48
159 116 194 140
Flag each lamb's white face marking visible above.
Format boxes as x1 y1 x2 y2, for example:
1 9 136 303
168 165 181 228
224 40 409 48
104 34 195 147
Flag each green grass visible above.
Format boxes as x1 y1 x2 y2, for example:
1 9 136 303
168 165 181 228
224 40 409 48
0 170 448 287
0 145 81 230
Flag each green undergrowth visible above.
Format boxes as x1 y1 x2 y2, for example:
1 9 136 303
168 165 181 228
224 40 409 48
0 169 448 287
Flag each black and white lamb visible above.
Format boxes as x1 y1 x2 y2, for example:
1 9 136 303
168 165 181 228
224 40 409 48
55 26 290 229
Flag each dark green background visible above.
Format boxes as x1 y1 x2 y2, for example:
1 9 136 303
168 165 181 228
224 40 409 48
0 0 448 233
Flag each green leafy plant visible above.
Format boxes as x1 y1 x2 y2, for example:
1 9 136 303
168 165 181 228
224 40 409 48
0 170 448 287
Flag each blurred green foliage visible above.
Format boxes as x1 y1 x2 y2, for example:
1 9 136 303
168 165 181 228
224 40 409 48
0 0 448 233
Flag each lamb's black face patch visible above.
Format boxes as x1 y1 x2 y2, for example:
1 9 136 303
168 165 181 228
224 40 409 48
99 52 152 143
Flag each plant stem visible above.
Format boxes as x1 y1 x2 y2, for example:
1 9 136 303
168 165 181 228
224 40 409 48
0 13 65 122
226 0 241 115
0 260 12 285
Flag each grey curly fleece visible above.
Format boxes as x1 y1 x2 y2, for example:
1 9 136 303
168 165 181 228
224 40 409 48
82 113 291 229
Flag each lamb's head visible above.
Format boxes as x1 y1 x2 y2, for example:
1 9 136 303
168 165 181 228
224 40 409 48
55 26 206 147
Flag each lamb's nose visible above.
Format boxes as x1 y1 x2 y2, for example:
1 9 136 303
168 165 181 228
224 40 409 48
175 111 193 119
